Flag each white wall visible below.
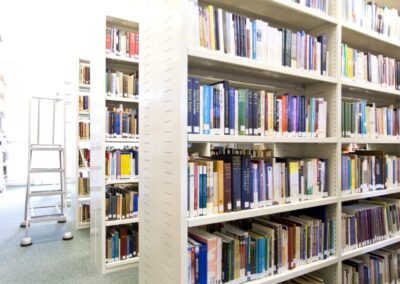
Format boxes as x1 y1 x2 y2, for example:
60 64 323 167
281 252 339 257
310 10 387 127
1 0 141 185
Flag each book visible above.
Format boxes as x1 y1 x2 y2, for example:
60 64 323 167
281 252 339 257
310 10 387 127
343 242 400 284
78 95 89 112
106 27 139 59
106 223 139 263
342 44 400 90
79 121 90 140
188 147 329 218
342 197 400 251
341 150 397 195
105 183 139 221
289 0 328 14
341 99 400 138
188 77 328 137
187 212 335 283
342 0 400 42
188 1 329 75
79 62 90 85
105 69 138 98
105 104 139 138
78 203 90 223
105 147 139 180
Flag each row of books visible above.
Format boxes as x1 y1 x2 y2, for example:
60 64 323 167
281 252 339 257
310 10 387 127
188 148 328 218
78 95 89 112
105 69 139 98
343 243 400 284
188 210 335 284
341 150 400 194
187 1 328 75
106 224 139 263
342 198 400 251
79 121 90 140
78 148 90 168
342 100 400 138
290 0 328 14
342 0 400 41
105 147 139 180
105 27 139 59
105 105 138 138
78 203 90 224
79 63 90 85
78 176 90 196
105 184 138 221
187 77 328 137
341 44 400 90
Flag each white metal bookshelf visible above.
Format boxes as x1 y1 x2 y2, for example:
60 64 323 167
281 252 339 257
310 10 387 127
139 0 400 283
90 15 140 274
76 59 91 230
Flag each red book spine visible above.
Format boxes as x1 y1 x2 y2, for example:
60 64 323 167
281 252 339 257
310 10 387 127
135 33 139 58
282 96 287 133
106 28 111 53
129 32 135 58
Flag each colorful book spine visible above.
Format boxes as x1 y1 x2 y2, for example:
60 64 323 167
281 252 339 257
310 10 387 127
188 211 335 283
106 224 139 263
106 27 139 59
79 121 90 140
105 183 139 221
105 147 139 180
79 95 89 112
105 105 139 138
105 69 138 98
342 44 400 90
79 63 90 85
188 2 328 75
187 78 328 137
342 197 400 252
188 148 329 218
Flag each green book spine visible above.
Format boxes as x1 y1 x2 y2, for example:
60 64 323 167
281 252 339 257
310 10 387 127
239 89 246 135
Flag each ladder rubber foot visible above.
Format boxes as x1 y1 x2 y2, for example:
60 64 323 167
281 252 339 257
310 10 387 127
20 237 32 247
20 221 30 228
57 219 67 224
63 232 73 241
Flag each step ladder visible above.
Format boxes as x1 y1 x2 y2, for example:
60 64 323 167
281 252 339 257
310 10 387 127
20 96 73 246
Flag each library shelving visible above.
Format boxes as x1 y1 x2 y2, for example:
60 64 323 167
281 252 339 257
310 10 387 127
76 59 91 230
139 0 400 284
90 15 140 274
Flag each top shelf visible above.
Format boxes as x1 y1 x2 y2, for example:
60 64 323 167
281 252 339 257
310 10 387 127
188 48 337 87
342 22 400 59
204 0 336 31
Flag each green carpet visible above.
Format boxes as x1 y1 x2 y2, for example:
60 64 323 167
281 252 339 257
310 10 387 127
0 186 138 283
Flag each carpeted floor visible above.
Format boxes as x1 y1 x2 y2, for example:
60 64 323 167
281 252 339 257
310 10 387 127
0 186 138 283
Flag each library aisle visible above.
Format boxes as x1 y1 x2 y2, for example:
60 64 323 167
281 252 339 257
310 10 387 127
0 186 137 283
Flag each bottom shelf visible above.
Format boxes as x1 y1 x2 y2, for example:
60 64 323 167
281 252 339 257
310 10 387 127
247 256 338 284
105 256 139 272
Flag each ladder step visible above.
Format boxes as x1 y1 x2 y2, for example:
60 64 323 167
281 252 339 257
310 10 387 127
30 147 64 151
30 214 66 223
29 190 64 197
30 168 63 173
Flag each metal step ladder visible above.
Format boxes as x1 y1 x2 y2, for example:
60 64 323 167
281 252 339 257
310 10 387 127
20 96 73 246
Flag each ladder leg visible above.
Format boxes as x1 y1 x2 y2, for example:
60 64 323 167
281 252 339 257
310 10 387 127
20 149 32 228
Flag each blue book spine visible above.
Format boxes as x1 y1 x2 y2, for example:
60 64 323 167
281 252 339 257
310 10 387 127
204 86 211 134
193 78 200 134
215 88 220 130
203 169 207 214
252 20 256 59
308 36 312 70
247 91 253 135
241 155 251 210
287 96 292 133
134 195 138 213
187 77 193 133
228 87 235 135
199 167 203 215
198 243 208 284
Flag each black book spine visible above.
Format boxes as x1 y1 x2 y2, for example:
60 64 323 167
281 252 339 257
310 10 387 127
214 8 220 51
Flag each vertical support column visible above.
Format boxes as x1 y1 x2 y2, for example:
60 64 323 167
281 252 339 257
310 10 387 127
335 0 343 282
139 0 188 283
